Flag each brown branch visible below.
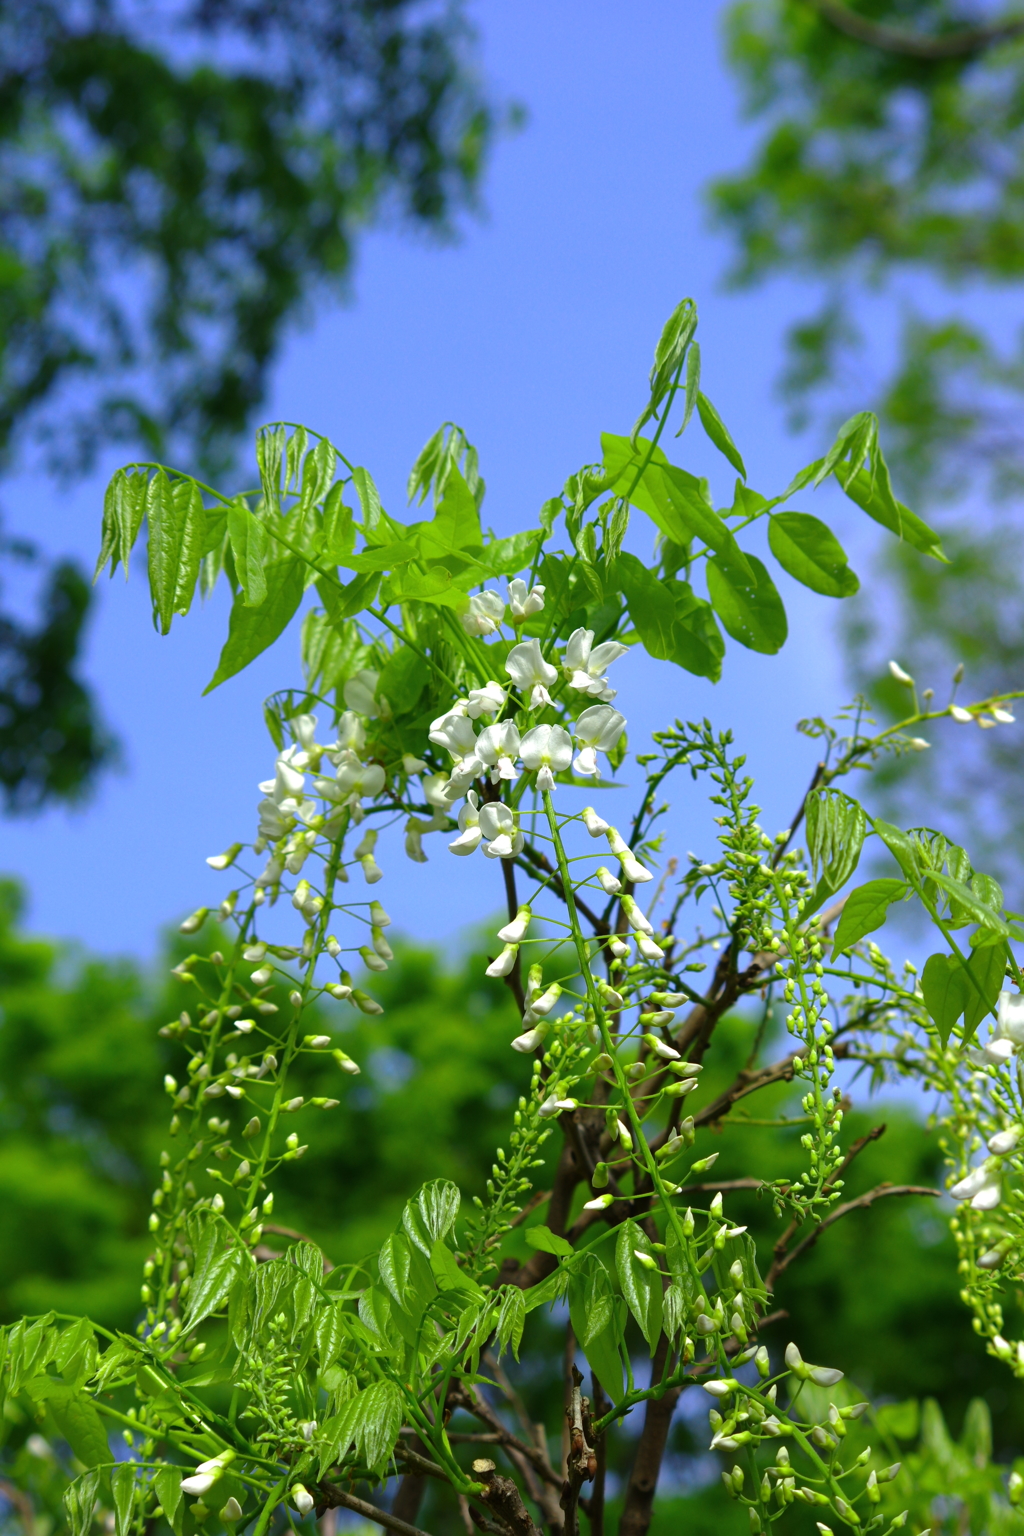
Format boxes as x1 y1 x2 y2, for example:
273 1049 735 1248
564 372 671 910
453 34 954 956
449 1384 564 1495
471 1459 543 1536
392 1437 437 1526
507 1189 551 1229
766 1123 887 1288
805 0 1024 59
773 761 825 867
560 1368 597 1536
318 1486 433 1536
771 1182 942 1282
688 1051 801 1131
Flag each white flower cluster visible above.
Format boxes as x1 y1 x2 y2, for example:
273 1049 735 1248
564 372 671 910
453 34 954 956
460 578 546 636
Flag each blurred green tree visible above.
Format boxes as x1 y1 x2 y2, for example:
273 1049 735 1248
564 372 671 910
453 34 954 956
713 1 1024 888
0 0 496 812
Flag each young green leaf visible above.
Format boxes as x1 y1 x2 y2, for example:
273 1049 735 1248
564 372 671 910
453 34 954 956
834 459 947 562
632 297 698 442
147 472 206 634
111 1460 136 1536
495 1286 526 1360
920 953 970 1046
154 1467 183 1536
184 1218 250 1328
696 391 746 477
615 1219 663 1353
36 1382 110 1469
402 1179 461 1256
805 787 866 903
204 559 305 692
95 468 149 581
832 878 908 958
64 1470 102 1536
706 553 788 653
524 1224 574 1258
227 500 269 607
963 940 1008 1039
767 512 859 598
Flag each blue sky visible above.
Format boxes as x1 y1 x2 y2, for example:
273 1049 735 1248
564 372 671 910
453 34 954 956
0 2 896 959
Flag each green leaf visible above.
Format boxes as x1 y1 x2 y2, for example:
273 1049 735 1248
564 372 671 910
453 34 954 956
205 559 305 692
567 1257 623 1398
603 434 751 573
615 1219 662 1354
617 554 724 681
430 1238 484 1299
184 1218 249 1328
402 1179 461 1257
696 391 746 477
418 466 482 559
298 438 337 512
378 646 425 715
706 553 788 653
256 425 286 513
357 1381 403 1473
154 1467 183 1536
352 466 384 540
340 539 420 573
834 460 946 562
147 472 206 634
227 500 269 607
95 468 148 581
37 1382 110 1468
632 297 698 441
524 1224 574 1258
495 1287 526 1361
920 953 970 1046
317 571 380 627
873 819 920 881
64 1470 102 1536
805 788 866 907
963 941 1007 1038
385 565 470 609
928 872 1008 935
483 529 544 577
832 878 908 958
111 1461 136 1536
767 513 859 598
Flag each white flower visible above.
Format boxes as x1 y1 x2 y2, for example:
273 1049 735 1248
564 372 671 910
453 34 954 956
539 1094 577 1117
259 746 306 804
508 578 546 620
422 773 450 810
637 934 666 963
402 753 428 774
329 710 366 758
997 990 1024 1046
498 905 531 943
563 628 629 701
888 660 914 686
480 801 524 859
512 1024 549 1052
449 791 483 855
467 681 506 719
950 1161 1002 1210
485 943 519 977
573 704 626 777
316 750 385 808
461 590 506 636
520 723 573 791
582 805 610 837
967 1036 1015 1068
290 713 321 765
525 980 561 1019
404 818 428 862
993 708 1016 724
477 720 521 782
291 1487 315 1518
506 638 558 708
596 866 621 894
182 1475 218 1497
429 710 478 759
951 705 974 723
344 669 382 718
621 895 654 935
989 1126 1022 1155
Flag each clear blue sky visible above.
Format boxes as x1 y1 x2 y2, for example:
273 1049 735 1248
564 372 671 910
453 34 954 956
1 2 883 959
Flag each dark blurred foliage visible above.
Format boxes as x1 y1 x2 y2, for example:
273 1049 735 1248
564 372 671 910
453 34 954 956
0 0 498 814
4 882 1023 1527
713 2 1024 898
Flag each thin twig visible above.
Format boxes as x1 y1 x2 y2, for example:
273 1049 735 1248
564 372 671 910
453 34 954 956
771 1184 942 1283
318 1487 432 1536
805 0 1024 59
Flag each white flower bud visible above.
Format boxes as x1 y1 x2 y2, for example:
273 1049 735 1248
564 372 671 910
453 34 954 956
784 1342 809 1379
621 896 654 936
207 845 243 870
988 1126 1022 1155
220 1499 243 1523
291 1486 315 1517
888 660 914 686
352 990 383 1014
370 901 391 927
951 705 973 723
596 865 621 894
304 1035 332 1049
582 806 610 837
485 943 519 978
512 1025 549 1053
583 1192 614 1211
498 905 532 943
179 908 209 934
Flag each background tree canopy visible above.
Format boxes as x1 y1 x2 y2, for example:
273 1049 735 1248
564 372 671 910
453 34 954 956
0 0 496 813
715 0 1024 891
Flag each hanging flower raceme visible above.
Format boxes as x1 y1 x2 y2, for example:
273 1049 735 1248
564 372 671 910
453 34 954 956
477 720 521 783
520 723 573 792
563 627 629 702
479 801 524 859
429 709 484 800
506 638 558 709
255 746 312 849
461 590 506 636
573 704 626 777
508 578 546 620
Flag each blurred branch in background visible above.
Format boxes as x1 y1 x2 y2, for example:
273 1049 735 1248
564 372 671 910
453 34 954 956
0 0 500 813
713 0 1024 891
